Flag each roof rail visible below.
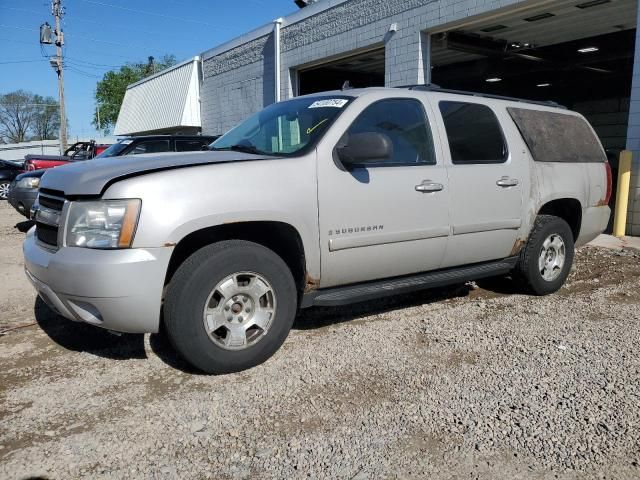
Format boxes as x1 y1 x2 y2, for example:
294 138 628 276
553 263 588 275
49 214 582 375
397 84 566 109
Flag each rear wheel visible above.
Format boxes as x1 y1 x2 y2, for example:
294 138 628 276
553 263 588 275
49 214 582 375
0 181 10 200
516 215 575 295
164 240 297 374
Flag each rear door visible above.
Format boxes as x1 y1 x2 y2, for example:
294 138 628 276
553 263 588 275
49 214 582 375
317 96 450 287
431 97 526 266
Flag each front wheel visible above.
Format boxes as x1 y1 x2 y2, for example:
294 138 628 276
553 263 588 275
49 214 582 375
164 240 297 374
515 215 575 295
0 181 10 200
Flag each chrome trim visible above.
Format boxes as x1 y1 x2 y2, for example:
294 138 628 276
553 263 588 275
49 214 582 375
329 226 450 252
452 219 522 235
34 206 61 227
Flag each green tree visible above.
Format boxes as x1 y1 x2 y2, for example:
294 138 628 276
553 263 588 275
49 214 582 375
93 54 176 134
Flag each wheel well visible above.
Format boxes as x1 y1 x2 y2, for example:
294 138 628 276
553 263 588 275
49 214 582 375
164 222 307 296
538 198 582 240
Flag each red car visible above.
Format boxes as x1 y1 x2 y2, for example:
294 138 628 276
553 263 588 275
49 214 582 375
24 141 110 171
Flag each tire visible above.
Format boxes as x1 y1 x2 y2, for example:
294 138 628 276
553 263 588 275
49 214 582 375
515 215 575 295
164 240 297 374
0 181 9 200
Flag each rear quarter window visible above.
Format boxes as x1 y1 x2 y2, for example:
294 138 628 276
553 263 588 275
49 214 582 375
507 108 605 163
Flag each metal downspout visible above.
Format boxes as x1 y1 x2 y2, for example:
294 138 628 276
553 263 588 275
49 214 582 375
274 18 283 103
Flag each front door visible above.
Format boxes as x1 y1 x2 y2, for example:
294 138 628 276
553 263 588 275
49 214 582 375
431 97 526 267
317 96 450 287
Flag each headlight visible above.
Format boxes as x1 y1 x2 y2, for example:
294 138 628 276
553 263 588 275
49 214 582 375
66 199 141 249
16 177 40 189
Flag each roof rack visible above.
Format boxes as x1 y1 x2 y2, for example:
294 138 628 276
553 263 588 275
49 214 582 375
398 84 566 109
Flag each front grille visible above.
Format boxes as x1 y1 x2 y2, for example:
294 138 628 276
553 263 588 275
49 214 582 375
35 191 65 248
36 222 59 246
38 195 64 211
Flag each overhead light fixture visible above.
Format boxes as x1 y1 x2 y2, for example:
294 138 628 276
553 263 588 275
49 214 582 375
576 0 610 9
294 0 318 7
578 46 599 53
486 77 502 83
510 41 536 50
481 24 508 33
537 83 551 87
524 12 555 22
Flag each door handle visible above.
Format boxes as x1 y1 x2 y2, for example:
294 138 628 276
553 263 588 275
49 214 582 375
415 180 444 193
496 176 519 187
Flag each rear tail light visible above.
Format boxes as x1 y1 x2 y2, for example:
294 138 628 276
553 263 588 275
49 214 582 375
604 161 613 205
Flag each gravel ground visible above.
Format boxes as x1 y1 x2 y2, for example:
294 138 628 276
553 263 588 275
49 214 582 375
0 201 639 479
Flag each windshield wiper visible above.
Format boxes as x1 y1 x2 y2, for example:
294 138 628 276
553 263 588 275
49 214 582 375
212 144 274 156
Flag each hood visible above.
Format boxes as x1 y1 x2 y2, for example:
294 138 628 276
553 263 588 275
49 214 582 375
39 150 273 196
16 169 46 180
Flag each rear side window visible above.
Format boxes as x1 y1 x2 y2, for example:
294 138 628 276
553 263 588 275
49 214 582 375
507 108 605 163
175 140 207 152
345 98 436 166
128 140 170 155
439 101 507 164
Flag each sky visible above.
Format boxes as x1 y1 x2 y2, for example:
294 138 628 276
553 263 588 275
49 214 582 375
0 0 298 139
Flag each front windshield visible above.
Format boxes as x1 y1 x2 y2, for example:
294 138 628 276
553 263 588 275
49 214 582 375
210 95 353 156
95 139 132 158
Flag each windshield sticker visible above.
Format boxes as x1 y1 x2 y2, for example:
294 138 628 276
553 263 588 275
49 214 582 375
306 118 328 135
308 99 349 109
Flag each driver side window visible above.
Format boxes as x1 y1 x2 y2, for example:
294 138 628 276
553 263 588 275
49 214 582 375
346 99 436 166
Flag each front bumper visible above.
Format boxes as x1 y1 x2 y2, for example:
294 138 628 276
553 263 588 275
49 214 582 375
23 228 173 333
8 188 38 218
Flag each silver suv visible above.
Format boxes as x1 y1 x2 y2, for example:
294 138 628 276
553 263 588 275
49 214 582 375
24 86 611 373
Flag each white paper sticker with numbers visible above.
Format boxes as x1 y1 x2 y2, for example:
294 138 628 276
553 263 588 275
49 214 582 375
308 99 349 109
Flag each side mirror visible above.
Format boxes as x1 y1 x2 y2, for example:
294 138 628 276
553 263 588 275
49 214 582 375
337 132 393 167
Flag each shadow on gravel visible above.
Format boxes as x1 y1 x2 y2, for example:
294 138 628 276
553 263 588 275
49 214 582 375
293 276 520 330
34 297 147 360
14 219 34 233
149 329 206 375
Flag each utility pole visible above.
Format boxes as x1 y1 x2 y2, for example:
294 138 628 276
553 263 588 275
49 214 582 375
41 1 67 154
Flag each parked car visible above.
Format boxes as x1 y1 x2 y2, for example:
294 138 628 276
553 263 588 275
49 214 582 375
0 159 25 200
24 86 610 374
8 135 218 218
95 135 218 159
7 170 44 217
24 141 111 171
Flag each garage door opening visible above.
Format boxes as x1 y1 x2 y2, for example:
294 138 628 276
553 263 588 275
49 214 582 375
297 47 385 95
429 0 638 230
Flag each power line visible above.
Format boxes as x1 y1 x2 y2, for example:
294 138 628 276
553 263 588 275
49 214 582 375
76 0 232 29
0 59 47 65
65 57 124 68
65 66 102 78
0 104 60 107
5 7 45 16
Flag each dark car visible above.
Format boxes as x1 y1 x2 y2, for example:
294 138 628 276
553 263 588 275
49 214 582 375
0 159 25 200
8 135 218 218
96 135 218 159
8 170 44 217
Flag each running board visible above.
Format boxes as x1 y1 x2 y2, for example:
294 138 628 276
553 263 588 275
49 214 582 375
301 257 518 308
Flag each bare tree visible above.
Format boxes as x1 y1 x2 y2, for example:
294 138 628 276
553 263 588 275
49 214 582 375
0 90 39 143
32 95 61 140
